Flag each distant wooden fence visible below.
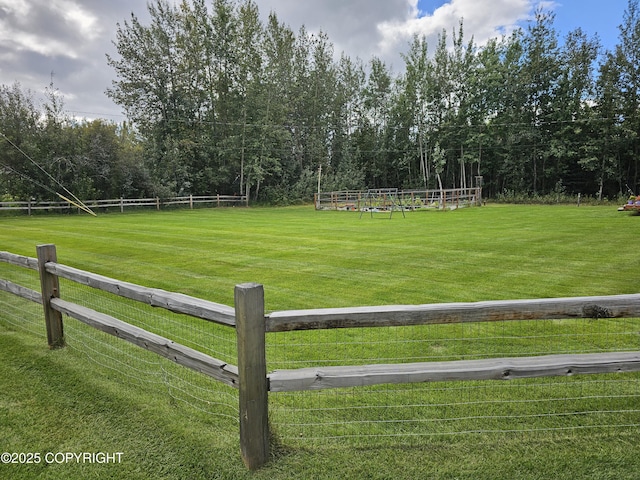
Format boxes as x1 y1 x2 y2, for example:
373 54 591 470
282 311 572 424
315 187 482 211
0 194 247 214
1 245 640 470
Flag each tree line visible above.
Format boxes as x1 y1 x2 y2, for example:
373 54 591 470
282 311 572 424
2 0 640 204
0 82 149 202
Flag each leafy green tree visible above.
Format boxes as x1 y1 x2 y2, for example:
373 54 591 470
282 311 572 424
98 0 640 203
464 37 504 192
249 12 295 201
321 54 366 193
616 0 640 193
447 22 477 190
0 83 41 199
521 8 561 194
552 28 600 196
586 57 623 198
234 0 263 197
400 34 432 188
360 57 393 187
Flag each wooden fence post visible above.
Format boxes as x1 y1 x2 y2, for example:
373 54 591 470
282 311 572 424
36 244 64 348
235 283 269 470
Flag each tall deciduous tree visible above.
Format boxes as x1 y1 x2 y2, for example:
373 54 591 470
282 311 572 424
521 8 561 194
99 0 640 202
361 57 393 187
400 35 431 188
616 0 640 192
0 83 41 199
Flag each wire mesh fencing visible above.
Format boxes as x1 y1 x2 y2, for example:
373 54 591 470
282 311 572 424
60 276 240 423
0 260 42 336
3 251 640 459
266 318 640 447
0 258 239 425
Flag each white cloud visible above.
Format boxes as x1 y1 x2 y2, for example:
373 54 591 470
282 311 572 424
378 0 533 56
255 0 412 66
255 0 536 70
0 0 553 118
1 30 77 58
0 0 101 59
54 0 102 42
0 0 29 16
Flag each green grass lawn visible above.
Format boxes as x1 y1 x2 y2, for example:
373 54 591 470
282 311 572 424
2 204 638 307
1 204 639 479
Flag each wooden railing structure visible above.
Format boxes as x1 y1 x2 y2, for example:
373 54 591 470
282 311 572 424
0 194 247 214
315 187 483 211
1 245 640 470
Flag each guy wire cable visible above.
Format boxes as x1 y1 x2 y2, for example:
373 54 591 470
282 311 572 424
0 131 97 216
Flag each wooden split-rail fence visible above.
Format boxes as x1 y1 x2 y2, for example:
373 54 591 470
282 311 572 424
0 194 247 215
1 245 640 470
314 187 483 211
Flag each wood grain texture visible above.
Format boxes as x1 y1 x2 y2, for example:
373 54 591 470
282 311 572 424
37 245 64 348
268 352 640 392
0 279 42 303
50 297 239 388
45 262 236 327
0 251 39 270
235 283 269 470
266 294 640 332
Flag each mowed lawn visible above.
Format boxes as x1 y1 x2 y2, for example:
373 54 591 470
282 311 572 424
1 204 639 479
2 204 638 308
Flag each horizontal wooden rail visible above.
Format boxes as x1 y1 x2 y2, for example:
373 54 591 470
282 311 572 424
164 195 246 205
266 294 640 332
0 279 42 303
315 188 481 211
0 195 248 213
0 202 70 211
0 251 42 303
50 298 239 388
268 351 640 392
0 251 39 270
44 262 236 327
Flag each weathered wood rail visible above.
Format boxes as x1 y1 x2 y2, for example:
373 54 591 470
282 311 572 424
45 262 235 327
0 246 263 469
0 251 41 303
0 278 41 303
315 187 482 211
266 295 640 332
269 352 640 392
51 297 238 387
2 245 640 470
265 296 640 392
0 194 248 215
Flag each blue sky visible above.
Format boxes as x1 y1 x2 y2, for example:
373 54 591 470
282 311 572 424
416 0 626 53
0 0 632 118
549 0 626 52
